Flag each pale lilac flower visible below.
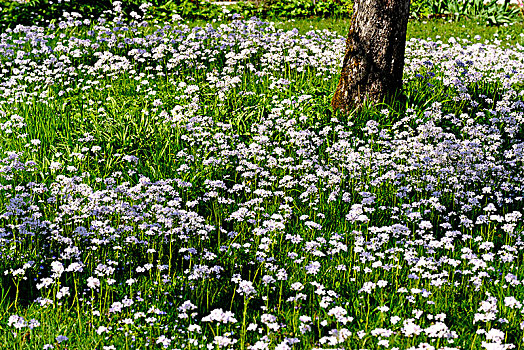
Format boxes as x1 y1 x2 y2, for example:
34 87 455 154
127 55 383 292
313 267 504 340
86 276 100 289
201 308 237 323
55 335 68 343
8 315 26 329
236 280 257 297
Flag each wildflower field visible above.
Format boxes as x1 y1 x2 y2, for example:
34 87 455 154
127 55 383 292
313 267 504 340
1 3 524 350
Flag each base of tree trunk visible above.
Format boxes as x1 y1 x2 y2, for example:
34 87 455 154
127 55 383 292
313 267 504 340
332 0 411 112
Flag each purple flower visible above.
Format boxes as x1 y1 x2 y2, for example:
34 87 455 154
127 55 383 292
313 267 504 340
55 335 68 343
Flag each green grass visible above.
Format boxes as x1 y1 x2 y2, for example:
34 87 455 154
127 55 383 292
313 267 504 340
273 17 524 43
0 14 523 350
189 16 524 44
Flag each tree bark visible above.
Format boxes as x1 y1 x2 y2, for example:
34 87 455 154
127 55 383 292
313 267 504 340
332 0 411 111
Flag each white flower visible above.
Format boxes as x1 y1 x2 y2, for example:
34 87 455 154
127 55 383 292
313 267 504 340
50 261 64 277
402 318 422 337
328 306 347 318
201 308 237 323
178 300 197 312
86 276 100 289
109 302 123 314
377 280 388 288
485 328 505 343
213 335 237 348
236 280 257 297
36 278 54 290
481 342 508 350
66 262 83 272
290 282 304 291
328 306 352 324
49 161 62 171
56 286 70 300
378 339 389 347
503 296 521 309
156 335 171 348
425 322 451 338
275 342 291 350
299 315 312 323
359 282 376 294
96 326 108 335
304 261 321 275
188 324 201 333
8 315 26 329
435 313 446 321
378 305 390 312
390 316 401 325
249 341 270 350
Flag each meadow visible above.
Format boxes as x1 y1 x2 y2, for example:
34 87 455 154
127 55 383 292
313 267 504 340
1 3 524 350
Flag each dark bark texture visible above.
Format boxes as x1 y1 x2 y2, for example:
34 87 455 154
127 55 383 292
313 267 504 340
332 0 411 111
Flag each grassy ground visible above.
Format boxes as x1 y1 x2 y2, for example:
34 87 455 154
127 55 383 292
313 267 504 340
191 16 524 43
273 17 524 43
0 12 523 350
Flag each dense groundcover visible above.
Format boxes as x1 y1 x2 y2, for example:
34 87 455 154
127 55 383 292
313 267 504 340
0 4 524 350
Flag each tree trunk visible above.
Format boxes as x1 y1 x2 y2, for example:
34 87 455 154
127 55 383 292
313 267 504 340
332 0 411 111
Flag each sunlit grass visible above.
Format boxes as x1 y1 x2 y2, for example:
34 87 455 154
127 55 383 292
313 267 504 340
0 10 523 350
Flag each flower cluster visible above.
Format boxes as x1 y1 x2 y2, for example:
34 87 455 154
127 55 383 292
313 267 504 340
0 7 523 350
